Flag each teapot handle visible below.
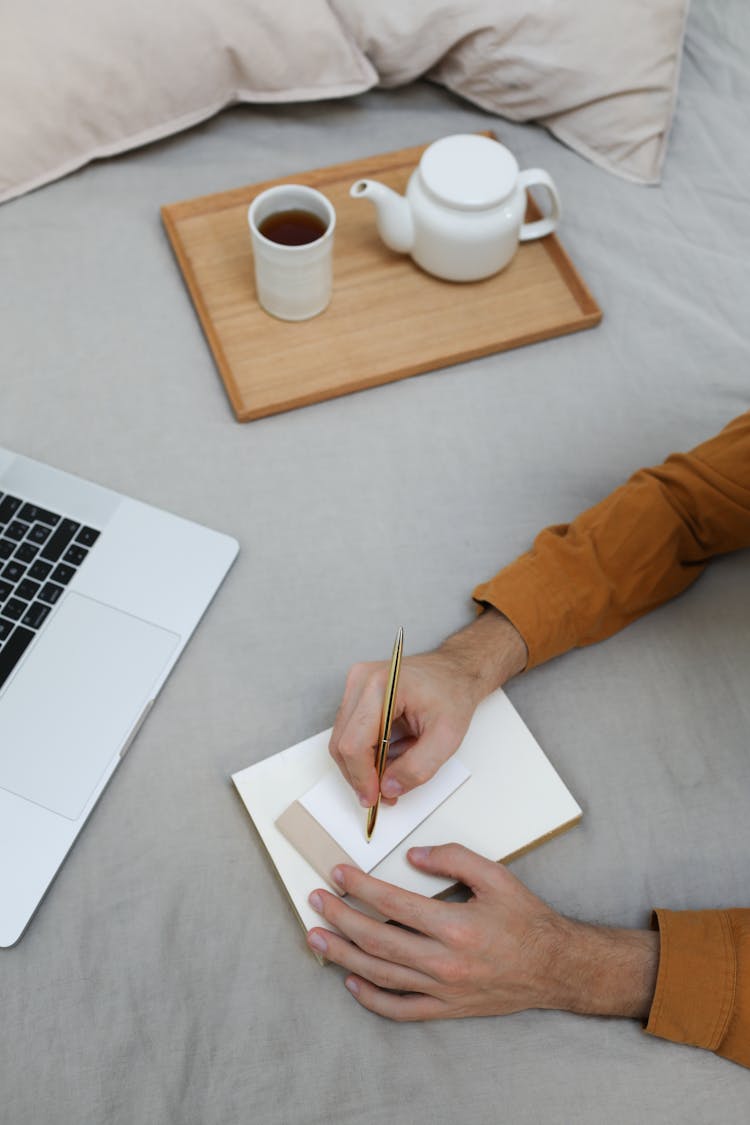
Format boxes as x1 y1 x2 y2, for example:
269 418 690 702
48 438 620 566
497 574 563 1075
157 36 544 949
518 169 561 241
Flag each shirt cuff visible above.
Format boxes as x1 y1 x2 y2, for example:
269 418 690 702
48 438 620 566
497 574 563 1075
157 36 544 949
644 909 736 1052
472 552 577 670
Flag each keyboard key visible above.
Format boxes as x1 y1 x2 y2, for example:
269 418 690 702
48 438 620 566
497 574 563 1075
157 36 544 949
22 601 51 630
28 523 52 545
2 560 26 584
0 497 86 689
40 518 79 562
16 579 41 602
28 559 52 582
5 520 29 542
15 542 38 564
18 503 61 527
39 581 63 605
0 625 34 690
76 526 100 547
0 495 22 524
50 563 75 585
2 598 26 622
63 544 88 567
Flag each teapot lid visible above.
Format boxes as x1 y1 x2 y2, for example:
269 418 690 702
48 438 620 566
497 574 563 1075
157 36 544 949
419 134 519 211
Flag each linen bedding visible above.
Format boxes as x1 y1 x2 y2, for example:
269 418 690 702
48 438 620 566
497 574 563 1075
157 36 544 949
0 1 748 1121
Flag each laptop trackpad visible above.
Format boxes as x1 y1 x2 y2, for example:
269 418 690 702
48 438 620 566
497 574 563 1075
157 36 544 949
0 594 179 820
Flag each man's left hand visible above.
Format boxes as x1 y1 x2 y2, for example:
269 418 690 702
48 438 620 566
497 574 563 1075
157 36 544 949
306 844 659 1022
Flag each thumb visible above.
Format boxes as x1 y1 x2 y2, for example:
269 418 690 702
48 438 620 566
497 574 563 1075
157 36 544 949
407 842 499 895
380 719 462 797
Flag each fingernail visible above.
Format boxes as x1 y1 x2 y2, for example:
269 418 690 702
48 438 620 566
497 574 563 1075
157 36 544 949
308 931 328 954
359 794 371 808
409 846 432 863
331 866 345 889
308 891 324 912
345 977 360 996
382 778 403 797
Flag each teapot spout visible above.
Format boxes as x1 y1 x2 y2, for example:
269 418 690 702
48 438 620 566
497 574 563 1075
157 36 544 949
350 179 414 255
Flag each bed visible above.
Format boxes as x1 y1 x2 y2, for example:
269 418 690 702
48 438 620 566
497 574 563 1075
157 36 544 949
1 1 749 1120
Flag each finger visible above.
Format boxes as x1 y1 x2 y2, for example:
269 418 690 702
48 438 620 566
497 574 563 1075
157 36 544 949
385 731 416 759
344 976 447 1022
329 663 372 753
330 866 452 940
310 887 441 969
332 693 412 770
332 672 391 805
407 843 500 897
329 664 374 794
328 747 356 797
377 736 417 804
380 717 463 798
306 927 437 994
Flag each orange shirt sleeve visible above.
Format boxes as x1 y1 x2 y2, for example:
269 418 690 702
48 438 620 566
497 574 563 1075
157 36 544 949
472 411 750 1064
472 410 750 670
646 910 750 1068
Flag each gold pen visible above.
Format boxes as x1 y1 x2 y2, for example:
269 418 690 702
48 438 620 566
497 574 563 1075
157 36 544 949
366 626 404 842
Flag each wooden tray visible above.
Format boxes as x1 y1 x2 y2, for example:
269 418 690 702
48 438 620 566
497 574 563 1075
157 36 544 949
162 136 601 422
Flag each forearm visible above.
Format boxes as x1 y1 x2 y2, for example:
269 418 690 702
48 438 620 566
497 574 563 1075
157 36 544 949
546 919 660 1020
437 606 528 703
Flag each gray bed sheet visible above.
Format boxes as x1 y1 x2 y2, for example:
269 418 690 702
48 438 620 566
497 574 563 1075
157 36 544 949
1 0 748 1121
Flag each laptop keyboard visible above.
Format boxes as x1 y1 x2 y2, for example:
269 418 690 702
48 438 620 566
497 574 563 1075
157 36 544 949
0 492 100 691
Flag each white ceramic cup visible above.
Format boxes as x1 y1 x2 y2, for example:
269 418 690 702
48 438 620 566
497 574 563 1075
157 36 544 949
247 184 336 321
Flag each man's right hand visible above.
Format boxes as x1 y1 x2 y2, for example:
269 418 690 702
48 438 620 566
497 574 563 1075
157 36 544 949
328 608 528 807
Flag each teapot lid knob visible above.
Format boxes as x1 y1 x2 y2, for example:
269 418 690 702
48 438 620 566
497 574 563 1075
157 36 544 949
420 134 519 211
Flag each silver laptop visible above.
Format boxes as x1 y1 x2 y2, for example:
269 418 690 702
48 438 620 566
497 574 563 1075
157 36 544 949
0 447 238 946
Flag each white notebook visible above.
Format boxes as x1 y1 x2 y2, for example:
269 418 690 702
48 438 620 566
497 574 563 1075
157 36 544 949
232 689 582 937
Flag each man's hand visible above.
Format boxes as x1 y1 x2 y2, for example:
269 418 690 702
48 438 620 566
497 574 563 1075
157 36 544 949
328 609 528 808
306 844 659 1023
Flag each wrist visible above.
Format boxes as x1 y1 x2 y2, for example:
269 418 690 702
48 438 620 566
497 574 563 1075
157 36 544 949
544 918 660 1020
437 607 528 705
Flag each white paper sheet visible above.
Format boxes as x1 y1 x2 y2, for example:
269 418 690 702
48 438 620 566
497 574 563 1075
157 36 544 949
299 758 470 871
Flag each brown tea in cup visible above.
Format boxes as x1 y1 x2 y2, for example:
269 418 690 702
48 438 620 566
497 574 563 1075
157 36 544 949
258 209 327 246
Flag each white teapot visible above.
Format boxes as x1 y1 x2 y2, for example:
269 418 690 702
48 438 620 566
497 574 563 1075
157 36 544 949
350 134 561 283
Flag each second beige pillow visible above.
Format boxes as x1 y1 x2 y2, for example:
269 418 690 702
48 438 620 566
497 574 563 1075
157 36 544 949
332 0 689 184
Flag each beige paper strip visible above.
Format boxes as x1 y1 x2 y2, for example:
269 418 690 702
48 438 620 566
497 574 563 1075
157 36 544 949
276 801 357 894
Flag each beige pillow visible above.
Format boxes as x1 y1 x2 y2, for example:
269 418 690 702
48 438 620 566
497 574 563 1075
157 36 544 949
1 0 688 204
332 0 689 184
0 0 376 204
